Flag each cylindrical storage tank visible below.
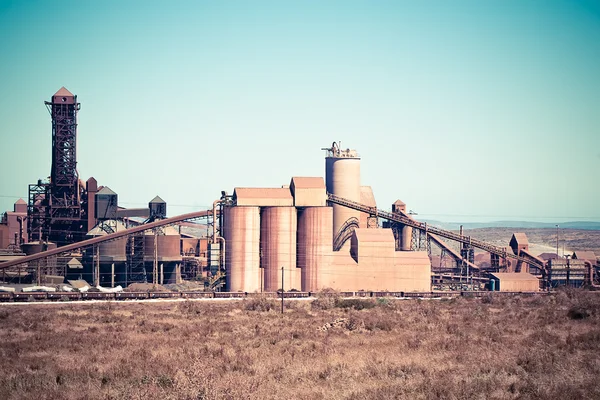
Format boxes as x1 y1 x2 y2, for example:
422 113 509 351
86 221 128 262
401 226 412 251
98 238 127 262
223 206 260 292
298 207 333 292
261 207 298 291
157 227 182 261
325 154 361 248
21 241 57 255
143 227 182 262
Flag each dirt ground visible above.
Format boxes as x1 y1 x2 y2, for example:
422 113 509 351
1 290 599 399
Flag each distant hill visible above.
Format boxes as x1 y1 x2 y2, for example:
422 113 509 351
420 220 600 231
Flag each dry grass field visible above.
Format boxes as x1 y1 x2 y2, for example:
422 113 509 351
1 290 600 400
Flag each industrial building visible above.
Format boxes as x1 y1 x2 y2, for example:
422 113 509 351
0 88 599 292
222 143 430 293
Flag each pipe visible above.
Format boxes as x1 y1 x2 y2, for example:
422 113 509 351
17 216 23 245
583 260 599 287
212 199 222 243
212 199 228 274
215 236 226 274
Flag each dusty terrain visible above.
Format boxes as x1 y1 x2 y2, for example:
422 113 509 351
1 290 600 399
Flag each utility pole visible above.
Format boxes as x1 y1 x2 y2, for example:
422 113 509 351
555 224 559 259
281 266 284 314
153 230 158 287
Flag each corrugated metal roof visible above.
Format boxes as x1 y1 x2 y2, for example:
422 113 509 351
353 228 394 243
490 272 539 281
235 188 291 199
290 177 325 189
511 233 529 245
144 225 179 235
67 258 82 267
97 186 116 196
573 251 597 261
150 195 165 204
87 220 127 236
53 86 74 97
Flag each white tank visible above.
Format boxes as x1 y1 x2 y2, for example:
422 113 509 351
260 207 298 291
223 206 260 292
298 207 332 292
325 147 361 249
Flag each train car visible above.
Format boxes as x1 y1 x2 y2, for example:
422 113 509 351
181 291 213 299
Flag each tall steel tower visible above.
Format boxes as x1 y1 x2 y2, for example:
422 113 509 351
28 87 86 245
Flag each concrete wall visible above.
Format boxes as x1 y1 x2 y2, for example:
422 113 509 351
318 229 431 292
318 250 430 292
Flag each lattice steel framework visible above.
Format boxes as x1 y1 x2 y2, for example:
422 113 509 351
28 88 88 246
127 233 147 284
28 181 49 242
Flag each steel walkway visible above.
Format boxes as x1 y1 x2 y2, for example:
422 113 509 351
326 193 544 270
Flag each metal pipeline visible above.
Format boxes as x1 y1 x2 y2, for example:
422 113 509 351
215 236 226 274
17 216 23 245
212 199 222 242
212 199 226 274
584 260 600 288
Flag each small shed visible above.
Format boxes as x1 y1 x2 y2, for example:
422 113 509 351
489 272 540 292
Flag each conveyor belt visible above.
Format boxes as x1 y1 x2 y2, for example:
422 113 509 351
428 233 480 271
0 209 212 269
327 193 544 269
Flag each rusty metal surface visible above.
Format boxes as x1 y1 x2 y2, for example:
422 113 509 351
0 209 213 269
33 87 85 245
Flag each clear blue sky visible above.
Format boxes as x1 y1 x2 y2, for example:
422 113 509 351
0 0 598 223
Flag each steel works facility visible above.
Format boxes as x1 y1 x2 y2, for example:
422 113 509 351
0 88 599 297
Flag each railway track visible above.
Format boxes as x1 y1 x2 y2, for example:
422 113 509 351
0 290 546 303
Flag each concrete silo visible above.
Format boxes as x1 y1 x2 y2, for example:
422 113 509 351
260 207 298 291
323 142 361 250
223 206 260 292
297 206 332 292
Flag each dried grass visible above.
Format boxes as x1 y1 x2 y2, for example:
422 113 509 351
0 290 599 399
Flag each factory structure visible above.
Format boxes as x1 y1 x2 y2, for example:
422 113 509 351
1 88 599 293
221 143 430 293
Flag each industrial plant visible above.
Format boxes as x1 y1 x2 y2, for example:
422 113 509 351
0 88 598 297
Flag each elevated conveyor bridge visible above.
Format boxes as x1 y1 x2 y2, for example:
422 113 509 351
326 193 545 272
0 210 213 270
